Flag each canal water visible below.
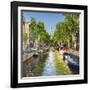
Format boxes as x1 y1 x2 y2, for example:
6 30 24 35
42 51 56 76
22 50 79 77
22 52 48 77
22 50 57 77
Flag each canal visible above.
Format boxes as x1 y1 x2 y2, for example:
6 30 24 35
22 49 79 77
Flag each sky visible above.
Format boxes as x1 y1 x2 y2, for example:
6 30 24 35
22 11 65 35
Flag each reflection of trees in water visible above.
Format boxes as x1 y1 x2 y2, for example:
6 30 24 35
23 52 48 77
22 50 79 77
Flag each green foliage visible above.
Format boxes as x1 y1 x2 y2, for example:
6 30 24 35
52 13 79 48
29 17 50 47
29 17 37 40
23 13 79 49
52 50 71 75
37 21 50 45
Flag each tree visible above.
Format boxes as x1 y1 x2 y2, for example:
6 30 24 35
63 13 79 49
29 18 50 49
52 13 79 49
37 21 50 47
29 17 37 48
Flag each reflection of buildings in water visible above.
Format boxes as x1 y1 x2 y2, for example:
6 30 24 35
23 55 40 77
23 52 48 77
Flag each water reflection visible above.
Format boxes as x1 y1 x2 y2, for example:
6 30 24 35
23 52 48 77
42 50 56 76
22 50 79 77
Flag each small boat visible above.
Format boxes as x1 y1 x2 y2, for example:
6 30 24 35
63 53 79 70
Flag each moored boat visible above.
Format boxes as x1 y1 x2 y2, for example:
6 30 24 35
63 53 79 70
